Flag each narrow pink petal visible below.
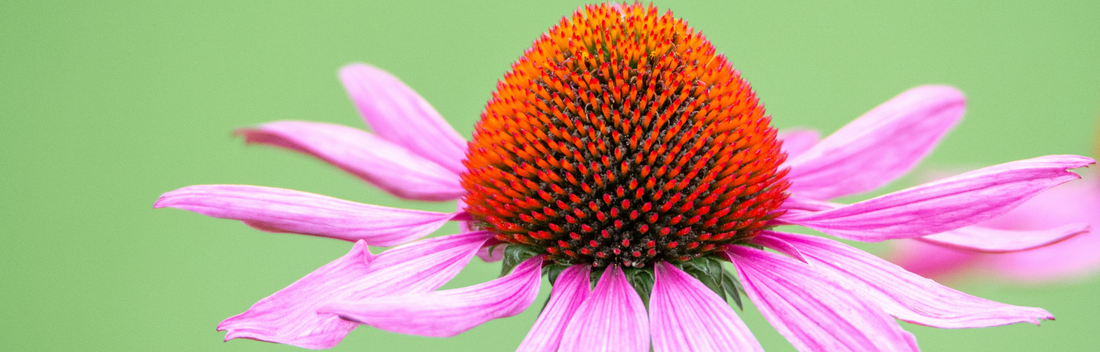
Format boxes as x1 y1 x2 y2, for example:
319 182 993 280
322 256 542 337
786 85 966 200
339 63 467 174
155 185 455 247
769 231 1053 328
745 235 808 263
728 246 918 352
777 128 820 160
781 155 1094 241
237 120 464 201
517 265 591 352
650 262 762 352
776 195 842 213
559 265 649 352
917 224 1088 253
217 231 491 348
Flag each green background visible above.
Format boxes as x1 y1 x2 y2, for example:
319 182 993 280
3 0 1099 350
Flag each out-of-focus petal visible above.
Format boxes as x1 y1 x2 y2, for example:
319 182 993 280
917 224 1088 253
777 128 820 160
786 85 966 200
770 231 1053 328
974 178 1100 281
322 256 542 337
559 265 649 352
650 262 762 352
781 155 1094 242
155 185 455 247
217 231 491 348
237 120 465 201
728 245 918 352
982 230 1100 281
888 239 978 279
339 63 467 173
517 265 591 352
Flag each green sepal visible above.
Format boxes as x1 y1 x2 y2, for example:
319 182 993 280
677 255 745 310
500 245 542 277
542 263 571 286
622 267 655 307
719 267 745 311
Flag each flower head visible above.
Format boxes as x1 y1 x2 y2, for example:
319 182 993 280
462 3 788 269
157 3 1092 351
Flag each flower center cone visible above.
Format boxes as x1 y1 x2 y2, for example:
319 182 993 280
461 3 790 268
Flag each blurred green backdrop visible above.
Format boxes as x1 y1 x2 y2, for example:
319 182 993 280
3 0 1099 350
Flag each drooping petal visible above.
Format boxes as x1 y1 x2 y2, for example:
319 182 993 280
339 63 467 174
917 224 1088 253
237 120 465 201
777 128 820 160
217 231 491 349
650 262 762 352
781 155 1094 241
517 265 591 352
559 265 649 352
786 85 966 200
728 245 918 352
322 256 542 337
155 185 455 247
745 235 808 263
768 231 1053 328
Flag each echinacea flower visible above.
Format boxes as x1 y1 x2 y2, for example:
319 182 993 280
887 162 1100 283
156 3 1093 351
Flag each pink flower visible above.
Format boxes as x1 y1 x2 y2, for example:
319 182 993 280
887 171 1100 283
156 4 1091 351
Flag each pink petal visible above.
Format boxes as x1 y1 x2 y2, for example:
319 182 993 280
777 128 820 160
776 195 842 213
650 262 763 352
917 224 1088 253
559 265 649 352
786 85 966 200
217 231 491 348
237 120 464 201
339 63 467 174
322 256 543 337
769 231 1053 328
728 245 919 352
155 185 455 247
745 235 808 263
781 155 1094 241
517 265 591 352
